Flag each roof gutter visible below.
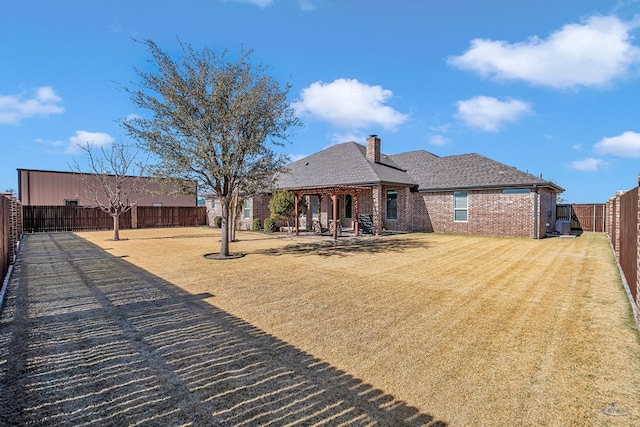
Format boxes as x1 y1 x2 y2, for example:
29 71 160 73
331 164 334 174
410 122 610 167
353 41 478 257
418 182 564 193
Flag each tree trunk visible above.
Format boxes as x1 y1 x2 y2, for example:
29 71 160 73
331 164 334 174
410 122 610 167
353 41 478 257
113 213 120 241
220 198 230 257
229 194 237 242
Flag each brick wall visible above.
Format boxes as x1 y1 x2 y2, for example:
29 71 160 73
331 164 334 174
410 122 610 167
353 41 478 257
237 193 274 230
222 187 557 239
205 194 222 226
4 193 21 262
1 193 22 282
537 188 557 238
605 186 639 326
380 185 411 232
414 188 550 238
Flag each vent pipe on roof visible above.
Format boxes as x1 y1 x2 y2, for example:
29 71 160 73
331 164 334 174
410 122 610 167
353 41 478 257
366 135 381 163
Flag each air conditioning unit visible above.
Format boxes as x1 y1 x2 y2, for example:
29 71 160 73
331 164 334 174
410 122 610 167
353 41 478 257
555 220 570 235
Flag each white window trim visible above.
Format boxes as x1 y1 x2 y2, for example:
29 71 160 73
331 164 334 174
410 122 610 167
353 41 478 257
386 189 398 220
454 191 468 222
243 199 251 219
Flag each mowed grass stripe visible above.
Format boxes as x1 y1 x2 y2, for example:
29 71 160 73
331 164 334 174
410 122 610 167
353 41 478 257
77 228 640 426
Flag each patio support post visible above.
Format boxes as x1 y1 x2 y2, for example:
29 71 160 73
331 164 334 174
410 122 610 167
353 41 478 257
332 194 338 240
294 195 300 236
354 193 360 236
318 195 322 230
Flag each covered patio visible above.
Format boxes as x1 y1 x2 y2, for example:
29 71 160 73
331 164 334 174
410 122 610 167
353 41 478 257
290 185 371 240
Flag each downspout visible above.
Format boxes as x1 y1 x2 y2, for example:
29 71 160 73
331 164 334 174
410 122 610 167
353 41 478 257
533 185 539 239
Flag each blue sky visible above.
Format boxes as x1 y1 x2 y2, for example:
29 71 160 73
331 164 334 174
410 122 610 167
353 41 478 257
2 0 640 203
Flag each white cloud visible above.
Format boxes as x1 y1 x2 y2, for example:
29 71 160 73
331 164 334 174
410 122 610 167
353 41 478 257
594 130 640 157
293 78 409 130
570 157 604 171
430 135 451 146
66 131 115 154
455 96 531 132
297 0 316 11
227 0 275 7
288 153 308 162
0 86 64 124
35 137 64 148
330 132 365 145
226 0 316 10
430 123 451 134
448 15 640 89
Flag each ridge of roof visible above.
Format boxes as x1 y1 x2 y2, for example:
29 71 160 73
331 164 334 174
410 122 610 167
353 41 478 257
276 141 563 193
391 150 563 192
275 141 416 189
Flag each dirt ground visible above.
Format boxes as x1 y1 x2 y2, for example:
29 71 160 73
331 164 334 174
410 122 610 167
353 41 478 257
70 227 640 426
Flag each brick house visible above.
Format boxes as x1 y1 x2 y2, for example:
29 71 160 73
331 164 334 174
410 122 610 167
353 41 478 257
208 135 563 239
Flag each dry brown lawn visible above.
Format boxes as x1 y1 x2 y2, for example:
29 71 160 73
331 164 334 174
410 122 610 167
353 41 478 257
76 227 640 426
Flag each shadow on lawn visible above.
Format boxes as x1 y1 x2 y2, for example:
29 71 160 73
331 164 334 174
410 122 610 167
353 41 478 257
254 235 429 258
0 233 445 426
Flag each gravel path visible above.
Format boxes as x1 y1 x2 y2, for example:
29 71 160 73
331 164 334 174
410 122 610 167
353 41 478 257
0 233 439 426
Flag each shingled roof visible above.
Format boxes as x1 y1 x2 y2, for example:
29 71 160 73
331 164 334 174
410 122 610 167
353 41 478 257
275 142 417 189
276 142 563 193
390 150 564 192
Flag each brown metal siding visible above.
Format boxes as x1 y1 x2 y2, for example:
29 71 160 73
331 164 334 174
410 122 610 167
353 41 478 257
18 169 196 207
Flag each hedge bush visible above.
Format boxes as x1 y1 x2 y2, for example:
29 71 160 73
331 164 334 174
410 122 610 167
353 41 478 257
263 217 276 233
252 218 261 231
213 216 222 228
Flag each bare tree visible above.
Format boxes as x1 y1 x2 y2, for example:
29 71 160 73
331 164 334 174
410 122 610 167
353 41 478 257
71 143 147 240
121 39 301 257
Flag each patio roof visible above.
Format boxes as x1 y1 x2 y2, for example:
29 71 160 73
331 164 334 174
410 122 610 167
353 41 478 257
288 185 371 197
290 185 372 239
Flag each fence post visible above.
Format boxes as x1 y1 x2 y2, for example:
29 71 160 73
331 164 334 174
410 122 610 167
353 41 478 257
636 177 640 321
131 205 138 229
1 193 20 264
615 191 624 263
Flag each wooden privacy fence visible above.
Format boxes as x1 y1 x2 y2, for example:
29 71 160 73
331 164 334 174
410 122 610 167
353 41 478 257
23 205 207 233
606 182 640 325
23 206 130 232
135 206 207 228
556 203 606 232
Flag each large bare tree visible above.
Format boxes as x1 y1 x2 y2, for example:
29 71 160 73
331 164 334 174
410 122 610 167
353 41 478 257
71 142 147 240
122 39 300 257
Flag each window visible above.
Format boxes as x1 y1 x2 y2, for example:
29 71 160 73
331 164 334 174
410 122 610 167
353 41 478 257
64 199 79 207
243 199 250 219
503 188 529 194
345 195 352 218
152 203 163 207
386 190 398 219
454 191 468 222
311 196 319 220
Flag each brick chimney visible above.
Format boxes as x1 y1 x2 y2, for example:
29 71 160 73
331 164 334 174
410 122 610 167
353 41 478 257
366 134 381 163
